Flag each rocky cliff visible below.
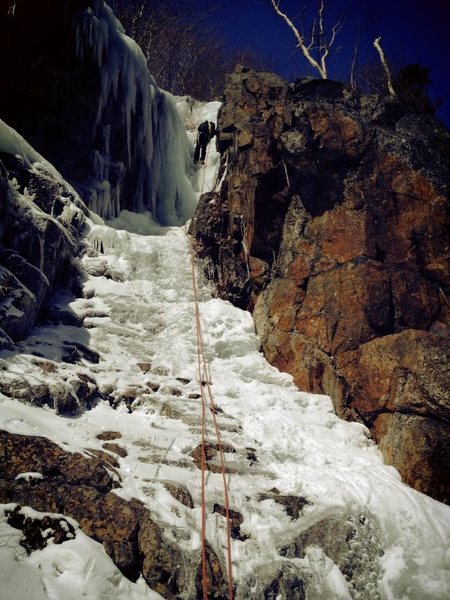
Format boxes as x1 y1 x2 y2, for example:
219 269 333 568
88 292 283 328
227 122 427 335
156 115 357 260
189 67 450 503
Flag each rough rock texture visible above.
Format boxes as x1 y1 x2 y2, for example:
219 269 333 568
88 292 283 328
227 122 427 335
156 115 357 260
0 430 226 599
190 67 450 502
6 504 77 553
0 149 87 348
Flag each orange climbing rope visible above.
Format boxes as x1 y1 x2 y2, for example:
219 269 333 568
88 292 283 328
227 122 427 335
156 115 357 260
188 142 234 600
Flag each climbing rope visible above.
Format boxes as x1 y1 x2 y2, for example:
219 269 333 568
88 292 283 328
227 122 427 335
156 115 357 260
187 140 234 600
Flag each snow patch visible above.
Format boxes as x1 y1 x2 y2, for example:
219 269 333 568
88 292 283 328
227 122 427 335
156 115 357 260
0 505 163 600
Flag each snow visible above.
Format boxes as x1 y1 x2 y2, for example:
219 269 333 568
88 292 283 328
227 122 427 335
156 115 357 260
0 119 43 167
74 2 196 224
15 472 44 481
0 505 163 600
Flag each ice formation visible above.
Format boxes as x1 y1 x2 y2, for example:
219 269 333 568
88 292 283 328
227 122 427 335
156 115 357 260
74 1 196 224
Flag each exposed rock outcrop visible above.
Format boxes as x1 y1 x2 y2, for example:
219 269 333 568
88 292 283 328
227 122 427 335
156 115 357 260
0 430 226 599
190 67 450 502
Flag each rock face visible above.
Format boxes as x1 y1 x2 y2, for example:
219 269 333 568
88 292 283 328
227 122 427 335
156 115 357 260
190 67 450 503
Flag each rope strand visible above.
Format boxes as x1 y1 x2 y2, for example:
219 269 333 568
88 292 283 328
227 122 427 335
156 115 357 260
188 139 234 600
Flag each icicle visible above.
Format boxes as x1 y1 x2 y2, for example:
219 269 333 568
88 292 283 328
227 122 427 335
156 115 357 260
73 1 196 224
37 231 45 273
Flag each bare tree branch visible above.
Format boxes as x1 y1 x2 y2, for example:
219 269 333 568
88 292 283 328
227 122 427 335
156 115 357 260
269 0 327 78
350 21 361 89
155 4 219 81
269 0 345 79
373 36 396 96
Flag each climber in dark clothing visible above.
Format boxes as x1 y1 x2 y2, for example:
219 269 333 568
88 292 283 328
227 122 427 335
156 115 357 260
194 120 216 164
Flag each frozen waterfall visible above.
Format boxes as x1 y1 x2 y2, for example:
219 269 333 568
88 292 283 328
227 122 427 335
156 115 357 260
74 1 196 225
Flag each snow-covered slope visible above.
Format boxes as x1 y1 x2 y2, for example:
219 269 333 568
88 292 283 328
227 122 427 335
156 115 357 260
0 504 162 600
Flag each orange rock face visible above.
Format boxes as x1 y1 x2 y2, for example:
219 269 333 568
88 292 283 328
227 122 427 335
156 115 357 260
191 70 450 503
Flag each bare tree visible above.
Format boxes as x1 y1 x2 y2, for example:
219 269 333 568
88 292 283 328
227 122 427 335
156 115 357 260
268 0 344 79
373 36 396 96
109 0 225 98
350 21 361 89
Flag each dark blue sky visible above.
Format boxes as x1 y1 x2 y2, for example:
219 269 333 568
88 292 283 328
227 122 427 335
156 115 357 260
205 0 450 125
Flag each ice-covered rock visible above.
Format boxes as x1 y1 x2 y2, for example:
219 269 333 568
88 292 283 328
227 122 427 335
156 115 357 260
0 119 88 346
